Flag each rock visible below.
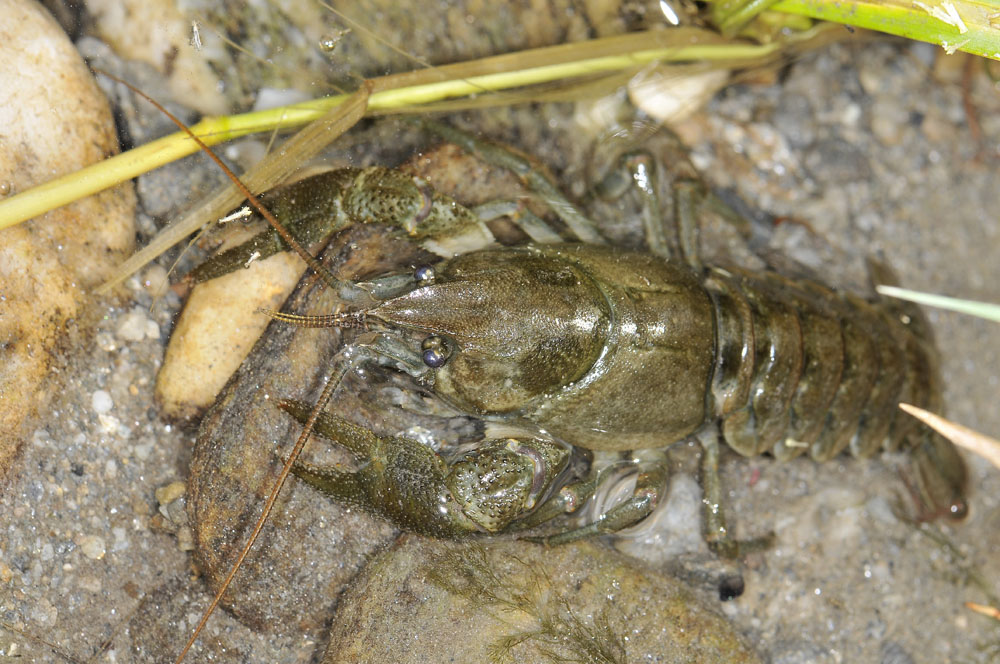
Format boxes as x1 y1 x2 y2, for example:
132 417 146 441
155 251 304 421
0 0 134 482
323 537 761 664
185 226 436 634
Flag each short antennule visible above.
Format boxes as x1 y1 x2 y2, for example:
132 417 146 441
257 308 369 329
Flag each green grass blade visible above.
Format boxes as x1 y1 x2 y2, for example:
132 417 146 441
876 285 1000 322
771 0 1000 59
0 27 838 233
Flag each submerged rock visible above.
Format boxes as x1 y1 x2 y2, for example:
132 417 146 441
324 537 761 664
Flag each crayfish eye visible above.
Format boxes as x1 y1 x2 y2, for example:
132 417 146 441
414 265 435 286
421 335 450 368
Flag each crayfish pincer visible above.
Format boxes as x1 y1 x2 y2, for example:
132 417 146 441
191 121 967 571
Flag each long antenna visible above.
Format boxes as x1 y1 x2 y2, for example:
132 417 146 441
95 70 370 664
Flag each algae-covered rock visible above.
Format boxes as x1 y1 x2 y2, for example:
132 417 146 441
324 537 761 664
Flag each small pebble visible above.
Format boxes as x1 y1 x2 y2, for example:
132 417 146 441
133 440 154 460
155 481 186 506
29 598 57 626
142 265 169 297
77 575 102 593
144 318 161 340
113 526 129 551
176 525 195 552
95 331 117 351
78 535 106 560
116 307 153 342
97 413 120 435
91 390 113 414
